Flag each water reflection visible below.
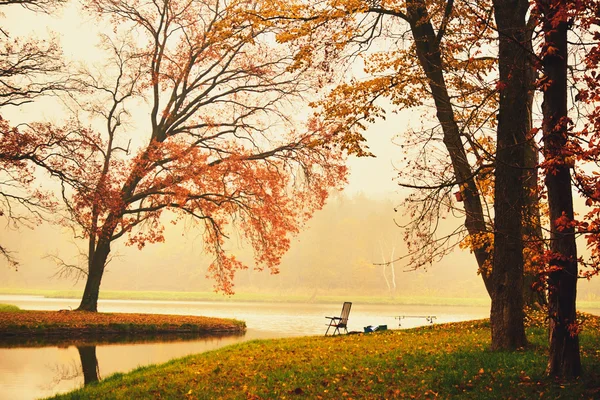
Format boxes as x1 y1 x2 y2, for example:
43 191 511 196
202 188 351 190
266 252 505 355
0 331 254 400
0 330 244 348
78 346 100 385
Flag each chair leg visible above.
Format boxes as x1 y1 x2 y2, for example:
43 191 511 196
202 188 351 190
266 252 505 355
325 321 335 336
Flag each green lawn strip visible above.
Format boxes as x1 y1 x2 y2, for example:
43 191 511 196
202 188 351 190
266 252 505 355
5 287 600 309
0 303 21 312
46 319 600 399
0 310 245 338
0 287 493 307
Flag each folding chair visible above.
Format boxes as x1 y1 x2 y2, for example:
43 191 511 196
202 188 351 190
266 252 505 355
325 302 352 336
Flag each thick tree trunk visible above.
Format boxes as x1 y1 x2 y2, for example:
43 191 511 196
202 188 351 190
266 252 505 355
77 346 100 385
490 0 529 350
539 0 581 377
77 238 111 312
545 166 580 377
406 0 493 296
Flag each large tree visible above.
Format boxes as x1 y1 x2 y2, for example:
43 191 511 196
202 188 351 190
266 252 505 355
489 0 530 350
535 0 594 378
39 0 347 311
274 0 538 348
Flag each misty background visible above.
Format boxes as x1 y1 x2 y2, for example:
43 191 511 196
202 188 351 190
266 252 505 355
0 192 481 297
3 188 600 302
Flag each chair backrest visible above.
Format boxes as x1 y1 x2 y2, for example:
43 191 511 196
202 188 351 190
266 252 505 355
339 302 352 324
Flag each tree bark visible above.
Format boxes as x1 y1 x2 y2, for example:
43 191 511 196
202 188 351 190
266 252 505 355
523 114 545 307
406 0 493 296
545 164 581 377
539 0 581 377
490 0 529 350
523 18 546 308
77 238 111 312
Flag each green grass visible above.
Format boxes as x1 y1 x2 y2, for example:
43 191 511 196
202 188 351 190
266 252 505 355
0 303 21 312
578 300 600 310
4 287 600 309
0 287 495 307
46 318 600 399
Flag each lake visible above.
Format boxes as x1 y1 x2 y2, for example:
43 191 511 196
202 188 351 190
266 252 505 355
0 295 492 399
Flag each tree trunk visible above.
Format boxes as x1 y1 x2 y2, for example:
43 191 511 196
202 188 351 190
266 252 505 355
523 131 546 307
523 19 546 308
77 346 100 385
539 0 581 377
545 167 581 377
489 0 529 350
406 0 493 296
77 238 111 312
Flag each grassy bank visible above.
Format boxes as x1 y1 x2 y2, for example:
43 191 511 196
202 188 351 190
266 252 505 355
0 305 245 338
0 303 21 312
0 287 496 307
48 313 600 399
4 287 600 309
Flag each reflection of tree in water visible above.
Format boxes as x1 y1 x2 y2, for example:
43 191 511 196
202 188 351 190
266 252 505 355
45 345 100 389
77 346 100 384
43 358 81 390
27 332 244 392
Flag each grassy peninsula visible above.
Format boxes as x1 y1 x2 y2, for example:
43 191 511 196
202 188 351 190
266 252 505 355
0 304 245 338
47 311 600 399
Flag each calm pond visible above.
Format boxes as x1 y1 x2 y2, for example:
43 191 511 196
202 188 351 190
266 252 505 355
0 295 492 399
